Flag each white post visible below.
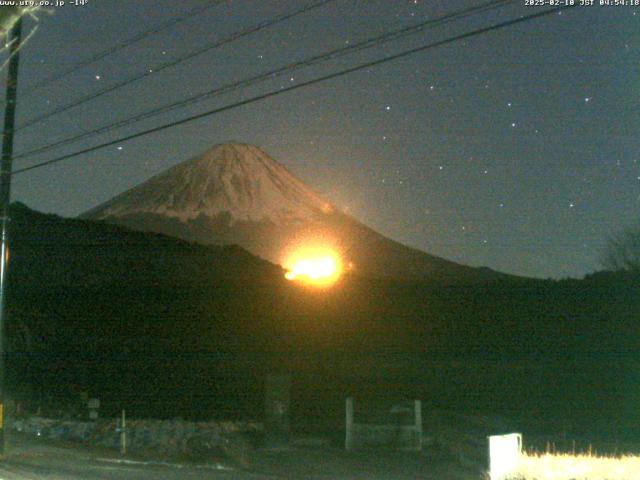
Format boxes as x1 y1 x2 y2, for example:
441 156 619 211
120 409 127 455
345 397 354 450
414 400 422 451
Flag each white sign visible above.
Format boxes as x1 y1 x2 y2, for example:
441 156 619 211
488 433 522 480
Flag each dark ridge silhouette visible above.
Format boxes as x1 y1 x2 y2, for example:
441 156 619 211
7 202 640 439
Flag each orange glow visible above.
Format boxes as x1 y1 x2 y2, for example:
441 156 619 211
283 246 342 286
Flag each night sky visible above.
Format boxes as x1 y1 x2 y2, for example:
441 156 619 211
5 0 639 279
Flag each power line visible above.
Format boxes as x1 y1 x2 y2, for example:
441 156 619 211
6 0 226 102
16 0 336 131
15 0 515 161
13 4 577 177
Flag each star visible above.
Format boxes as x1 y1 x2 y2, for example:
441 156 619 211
385 105 390 111
569 202 575 208
584 97 591 103
507 102 512 107
511 122 517 128
95 75 101 80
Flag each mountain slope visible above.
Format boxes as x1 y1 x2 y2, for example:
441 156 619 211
83 143 332 225
82 142 506 282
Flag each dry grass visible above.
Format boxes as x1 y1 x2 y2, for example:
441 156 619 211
508 451 640 480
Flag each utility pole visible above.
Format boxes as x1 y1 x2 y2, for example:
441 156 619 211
0 17 23 456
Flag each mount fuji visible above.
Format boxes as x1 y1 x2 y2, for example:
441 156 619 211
82 143 504 282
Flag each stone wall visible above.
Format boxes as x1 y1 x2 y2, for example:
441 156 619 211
11 416 262 458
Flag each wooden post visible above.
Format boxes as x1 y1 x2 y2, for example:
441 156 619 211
120 409 126 455
345 397 353 450
264 373 291 449
414 399 422 451
0 16 22 457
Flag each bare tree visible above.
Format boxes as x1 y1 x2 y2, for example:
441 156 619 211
601 222 640 272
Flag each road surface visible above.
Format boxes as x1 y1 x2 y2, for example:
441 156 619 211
0 433 481 479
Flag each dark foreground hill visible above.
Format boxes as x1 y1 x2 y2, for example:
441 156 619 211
6 203 640 439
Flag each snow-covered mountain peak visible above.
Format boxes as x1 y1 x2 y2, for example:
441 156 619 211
84 143 335 224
